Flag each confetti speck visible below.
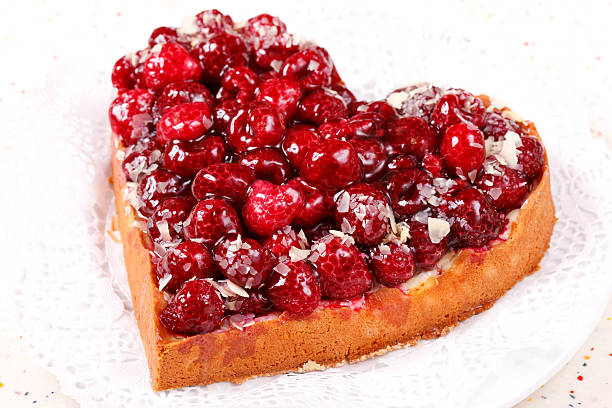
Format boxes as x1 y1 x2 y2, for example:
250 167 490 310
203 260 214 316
577 375 583 381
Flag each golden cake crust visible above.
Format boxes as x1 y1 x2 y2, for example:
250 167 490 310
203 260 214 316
110 105 555 391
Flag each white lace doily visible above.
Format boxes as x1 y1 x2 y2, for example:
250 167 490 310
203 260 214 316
3 3 612 408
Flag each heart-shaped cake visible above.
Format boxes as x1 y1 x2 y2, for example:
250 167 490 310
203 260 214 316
108 10 555 391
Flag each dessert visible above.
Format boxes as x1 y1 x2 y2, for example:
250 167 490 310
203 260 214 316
108 10 555 391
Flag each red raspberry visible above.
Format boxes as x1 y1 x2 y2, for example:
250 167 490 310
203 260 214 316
310 235 373 300
160 279 224 335
301 139 362 191
237 147 292 184
162 135 227 178
108 89 154 145
285 178 334 228
156 102 213 144
518 136 545 179
243 13 287 42
447 187 502 248
216 66 260 104
370 242 415 286
111 55 142 90
280 49 333 90
194 9 234 37
430 90 486 134
407 221 448 268
142 43 202 91
121 138 162 181
386 154 418 172
378 168 432 218
281 125 320 170
296 88 348 125
231 289 273 316
243 180 305 236
190 33 249 84
147 196 194 243
212 99 241 136
152 81 215 121
440 123 485 179
475 166 530 210
450 89 486 128
213 234 275 288
148 26 179 47
350 101 397 124
262 225 309 258
254 78 302 123
482 111 510 140
227 101 285 154
329 84 357 106
333 183 391 246
183 198 243 247
156 241 217 293
252 33 300 70
421 153 446 178
350 138 387 181
192 163 256 203
384 116 438 160
388 84 443 119
267 260 321 315
137 169 188 217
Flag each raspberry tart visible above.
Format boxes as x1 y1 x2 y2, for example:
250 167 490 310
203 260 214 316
109 10 555 391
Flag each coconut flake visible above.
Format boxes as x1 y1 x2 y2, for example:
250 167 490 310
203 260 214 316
495 131 522 168
336 191 350 213
273 262 291 276
488 187 503 200
158 274 172 291
156 220 172 242
289 246 311 262
386 91 409 109
427 217 450 244
178 15 200 35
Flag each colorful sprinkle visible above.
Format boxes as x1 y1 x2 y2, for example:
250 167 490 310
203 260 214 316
583 355 591 360
0 382 3 387
577 375 583 381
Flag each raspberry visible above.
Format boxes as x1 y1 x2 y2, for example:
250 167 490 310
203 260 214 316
281 125 320 170
301 139 362 191
310 235 373 300
333 183 391 246
108 89 154 145
262 225 308 258
350 138 387 181
440 123 485 179
192 163 256 203
148 26 179 48
370 242 415 286
212 100 241 136
482 111 510 140
137 169 188 217
147 196 194 243
183 198 243 247
407 221 448 268
156 102 214 144
162 135 227 178
111 55 142 90
243 14 287 43
156 241 217 293
267 260 321 315
231 289 273 316
213 233 275 288
216 66 260 104
227 101 285 154
518 136 545 179
152 81 215 121
121 138 162 181
142 43 202 90
285 178 334 228
447 187 502 248
296 88 348 125
385 154 418 172
430 90 486 134
254 78 302 123
237 147 292 184
243 180 305 236
194 9 234 37
421 153 446 178
190 33 249 84
378 168 432 218
475 166 530 210
160 279 224 335
251 33 300 70
384 116 438 159
280 49 333 90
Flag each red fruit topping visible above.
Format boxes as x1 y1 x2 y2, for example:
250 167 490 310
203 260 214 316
384 116 437 160
212 99 241 136
227 101 285 154
378 168 432 218
267 260 321 315
152 81 215 121
296 88 348 125
243 14 287 42
194 9 234 37
310 235 373 300
518 136 545 179
156 102 213 144
281 125 321 170
213 234 275 288
137 169 188 217
370 242 415 287
421 153 446 178
162 135 227 178
353 101 397 124
192 162 256 203
108 89 154 145
142 43 201 90
216 66 260 104
475 166 530 210
252 33 300 70
122 138 162 181
148 26 179 47
254 78 302 123
304 222 333 242
147 196 194 243
447 187 502 248
386 154 418 172
430 91 486 134
440 123 485 179
285 178 334 228
262 225 308 258
329 84 356 106
334 183 391 246
238 147 292 184
111 55 142 90
160 279 224 335
407 221 448 268
191 33 249 84
301 139 362 191
232 289 273 315
183 198 243 247
389 84 443 118
450 89 486 128
482 111 510 140
280 49 333 90
350 138 387 181
243 180 305 236
156 241 217 293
